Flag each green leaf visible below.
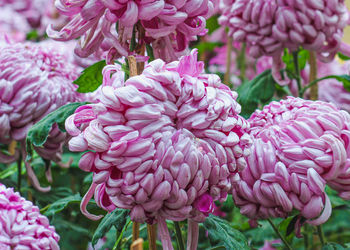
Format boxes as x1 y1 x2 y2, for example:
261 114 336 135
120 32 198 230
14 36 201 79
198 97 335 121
322 242 348 250
286 215 299 237
0 162 24 179
32 187 73 204
203 214 249 250
92 208 129 246
146 44 155 62
74 60 106 93
297 50 310 70
26 30 39 41
42 193 82 217
206 16 220 35
25 102 88 160
282 49 309 73
237 70 276 118
326 186 350 208
338 53 350 61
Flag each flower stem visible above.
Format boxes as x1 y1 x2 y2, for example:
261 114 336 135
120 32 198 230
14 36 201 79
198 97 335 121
132 222 140 242
17 153 22 195
317 225 326 246
308 51 318 100
158 216 174 250
303 224 310 250
267 218 292 250
224 37 233 86
174 222 185 250
130 25 137 52
8 140 17 155
238 43 246 81
292 51 302 97
186 220 199 250
146 44 155 62
147 224 157 250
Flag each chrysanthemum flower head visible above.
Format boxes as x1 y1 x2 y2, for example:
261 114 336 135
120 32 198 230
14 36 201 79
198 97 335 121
0 183 60 249
232 97 350 225
65 49 252 223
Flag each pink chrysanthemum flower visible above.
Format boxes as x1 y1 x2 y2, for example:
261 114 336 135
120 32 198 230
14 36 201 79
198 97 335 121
0 0 46 28
0 7 30 42
40 0 71 34
0 41 84 192
219 0 349 59
219 0 350 84
0 183 60 250
47 0 214 62
65 49 252 225
232 97 350 225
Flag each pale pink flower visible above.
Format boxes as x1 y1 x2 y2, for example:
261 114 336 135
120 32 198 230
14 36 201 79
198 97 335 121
219 0 350 84
65 49 252 225
0 7 30 42
250 97 350 184
0 41 84 192
317 60 350 113
40 0 71 34
220 0 349 59
0 183 60 250
0 0 46 28
232 97 350 225
48 0 215 61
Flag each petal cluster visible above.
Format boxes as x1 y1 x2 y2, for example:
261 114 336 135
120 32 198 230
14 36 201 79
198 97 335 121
0 0 46 28
0 183 60 249
0 41 81 144
48 0 214 61
219 0 349 61
0 41 84 191
66 49 252 223
0 7 30 42
232 97 350 225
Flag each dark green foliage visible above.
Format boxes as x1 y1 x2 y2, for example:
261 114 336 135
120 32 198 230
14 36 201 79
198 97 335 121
203 214 249 250
237 70 276 118
25 102 87 160
282 49 310 73
42 193 82 217
92 208 129 246
322 243 348 250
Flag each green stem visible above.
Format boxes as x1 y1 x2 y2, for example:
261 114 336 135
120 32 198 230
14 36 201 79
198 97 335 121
174 221 185 250
17 154 22 194
292 51 302 97
267 218 292 250
129 25 137 52
303 224 310 250
224 36 233 86
317 225 326 246
300 76 330 97
238 43 246 81
112 220 132 250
